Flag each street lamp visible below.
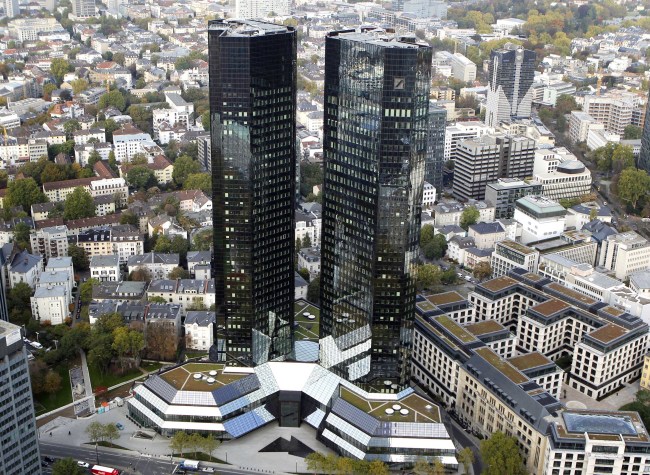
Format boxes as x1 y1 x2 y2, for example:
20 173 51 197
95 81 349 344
95 442 99 464
34 331 40 343
52 339 58 350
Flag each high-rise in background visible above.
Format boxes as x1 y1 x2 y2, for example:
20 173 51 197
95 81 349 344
426 103 447 190
0 320 41 475
4 0 18 18
319 28 432 386
485 43 536 128
208 19 296 365
639 90 650 172
71 0 96 19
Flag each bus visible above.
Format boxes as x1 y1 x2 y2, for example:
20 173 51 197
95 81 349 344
91 465 119 475
180 460 200 470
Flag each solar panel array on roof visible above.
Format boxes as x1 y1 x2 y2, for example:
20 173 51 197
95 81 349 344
146 374 178 403
212 374 260 405
331 398 380 434
223 406 275 438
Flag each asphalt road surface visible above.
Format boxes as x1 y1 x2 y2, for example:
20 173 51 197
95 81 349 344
39 441 257 475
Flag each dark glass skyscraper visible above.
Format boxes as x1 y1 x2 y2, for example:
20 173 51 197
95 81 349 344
426 102 447 189
485 43 536 128
208 20 296 365
320 28 432 385
639 96 650 172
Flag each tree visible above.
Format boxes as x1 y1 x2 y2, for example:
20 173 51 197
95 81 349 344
63 119 81 139
460 206 480 230
172 155 202 187
441 267 458 285
617 168 650 209
472 262 492 281
611 144 635 174
201 110 210 131
102 422 119 444
417 264 442 290
50 58 71 85
79 278 99 304
480 432 526 475
170 431 190 456
120 211 138 227
413 458 445 475
127 166 156 190
112 52 125 66
457 447 475 475
5 177 47 212
129 266 152 282
192 228 213 251
64 187 96 220
13 222 31 251
68 244 90 271
183 173 211 194
87 332 114 375
298 267 310 282
112 326 131 370
29 359 48 395
169 267 190 280
8 282 33 326
43 83 57 101
52 458 85 475
44 370 62 399
624 124 642 140
420 224 435 246
98 89 127 112
40 162 68 184
201 434 220 461
146 323 178 361
422 234 447 259
154 235 171 253
170 235 189 261
70 78 89 95
307 275 320 303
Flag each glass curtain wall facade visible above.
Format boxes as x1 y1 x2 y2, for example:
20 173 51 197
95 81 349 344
208 20 296 365
426 103 447 190
639 90 650 172
320 28 432 386
485 44 536 128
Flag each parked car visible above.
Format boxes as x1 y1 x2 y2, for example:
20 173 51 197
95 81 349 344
115 423 124 430
77 461 90 468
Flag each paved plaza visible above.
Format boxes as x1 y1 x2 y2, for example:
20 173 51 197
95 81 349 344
40 403 337 474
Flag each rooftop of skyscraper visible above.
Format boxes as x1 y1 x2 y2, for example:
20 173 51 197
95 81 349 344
207 19 291 36
327 27 429 48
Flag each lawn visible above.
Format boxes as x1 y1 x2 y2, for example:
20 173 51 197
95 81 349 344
34 364 72 416
141 362 165 373
89 366 143 390
294 301 320 341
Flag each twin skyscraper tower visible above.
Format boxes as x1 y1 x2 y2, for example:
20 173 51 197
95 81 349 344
208 20 432 387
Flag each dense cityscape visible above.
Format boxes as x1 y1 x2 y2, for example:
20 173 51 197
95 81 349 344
3 0 650 474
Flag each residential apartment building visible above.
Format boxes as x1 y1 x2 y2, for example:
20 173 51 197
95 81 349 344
235 0 290 18
146 279 215 314
298 247 321 278
8 17 64 41
583 91 639 136
485 178 543 220
89 255 120 282
89 177 128 207
30 225 69 258
31 285 68 324
113 125 156 163
514 196 567 245
127 253 179 280
568 111 602 143
453 134 536 201
433 200 495 227
467 222 506 249
8 250 43 289
599 231 650 280
0 320 41 475
184 311 216 351
42 177 98 203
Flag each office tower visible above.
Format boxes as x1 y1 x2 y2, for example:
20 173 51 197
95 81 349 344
485 43 536 128
426 103 446 190
235 0 290 19
452 134 535 201
637 94 650 173
5 0 19 18
208 20 296 365
0 320 41 475
320 28 432 385
71 0 95 18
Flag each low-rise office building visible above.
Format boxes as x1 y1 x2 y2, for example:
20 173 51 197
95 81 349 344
128 361 457 467
485 178 543 219
514 196 567 245
599 231 650 280
491 239 540 277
